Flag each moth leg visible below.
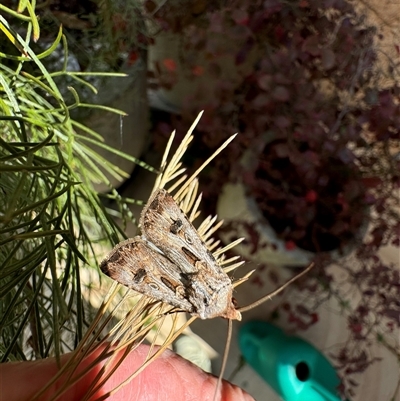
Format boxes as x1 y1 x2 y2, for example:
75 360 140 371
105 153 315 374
162 309 188 316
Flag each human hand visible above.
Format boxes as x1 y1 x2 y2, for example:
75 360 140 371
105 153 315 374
0 344 254 401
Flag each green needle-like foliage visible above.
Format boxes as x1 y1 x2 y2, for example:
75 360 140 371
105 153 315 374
0 2 152 362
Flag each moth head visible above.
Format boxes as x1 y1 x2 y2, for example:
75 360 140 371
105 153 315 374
222 300 242 321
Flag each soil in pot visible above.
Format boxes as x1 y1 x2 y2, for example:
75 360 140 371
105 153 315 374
246 139 367 254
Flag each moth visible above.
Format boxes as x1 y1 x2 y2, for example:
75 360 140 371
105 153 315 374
100 189 241 321
100 187 313 401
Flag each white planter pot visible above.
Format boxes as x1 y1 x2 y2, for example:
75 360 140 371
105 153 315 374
217 182 315 266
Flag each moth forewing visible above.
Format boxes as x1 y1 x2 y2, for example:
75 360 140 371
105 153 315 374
100 237 193 314
140 189 222 275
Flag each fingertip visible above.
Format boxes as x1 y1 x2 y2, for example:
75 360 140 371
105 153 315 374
218 379 256 401
201 373 256 401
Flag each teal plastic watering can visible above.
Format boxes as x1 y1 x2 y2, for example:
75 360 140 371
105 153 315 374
239 321 347 401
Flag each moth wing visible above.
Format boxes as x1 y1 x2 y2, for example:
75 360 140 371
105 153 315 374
140 189 218 275
139 190 241 321
100 237 193 313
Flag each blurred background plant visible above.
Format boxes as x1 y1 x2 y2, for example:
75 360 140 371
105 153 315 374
143 0 400 396
0 1 154 362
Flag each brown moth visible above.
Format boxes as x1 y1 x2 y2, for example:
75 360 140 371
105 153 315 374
100 189 241 321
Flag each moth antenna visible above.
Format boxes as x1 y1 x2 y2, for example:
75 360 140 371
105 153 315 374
213 318 233 401
237 263 314 312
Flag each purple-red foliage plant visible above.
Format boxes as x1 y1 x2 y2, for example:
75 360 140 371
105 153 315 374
146 0 400 396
